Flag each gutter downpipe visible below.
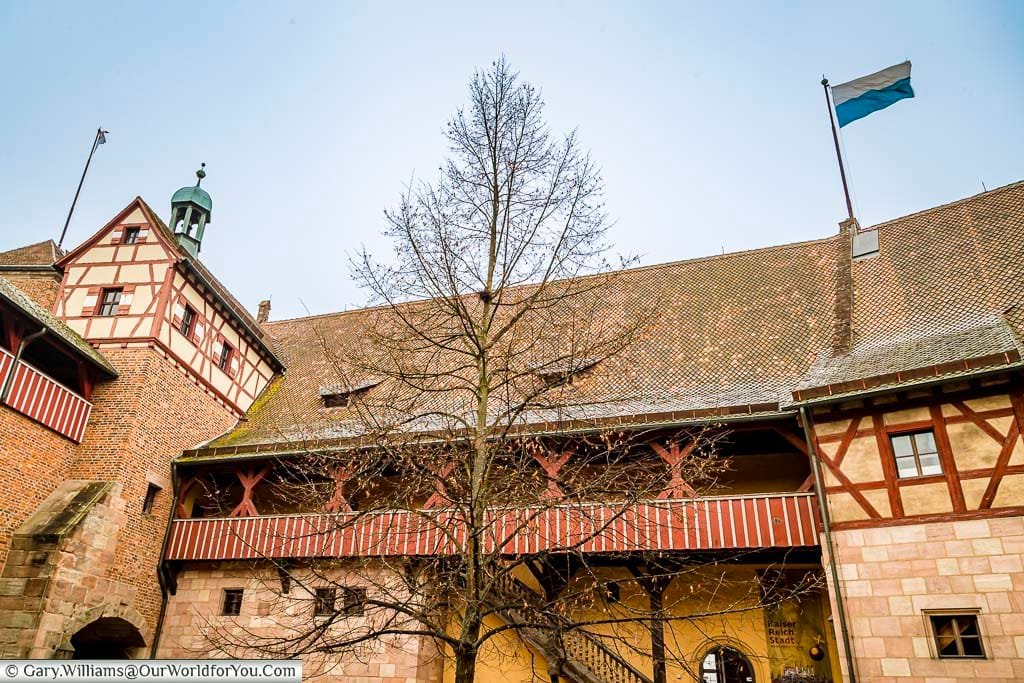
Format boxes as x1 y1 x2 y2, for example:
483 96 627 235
1 328 47 402
150 459 180 658
800 405 858 683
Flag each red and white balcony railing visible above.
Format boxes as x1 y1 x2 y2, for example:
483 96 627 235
165 492 819 562
0 348 93 443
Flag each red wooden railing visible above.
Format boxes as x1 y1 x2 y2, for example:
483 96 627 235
165 492 819 561
0 348 93 443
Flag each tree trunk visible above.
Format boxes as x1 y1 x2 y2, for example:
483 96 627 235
453 643 478 683
649 583 666 683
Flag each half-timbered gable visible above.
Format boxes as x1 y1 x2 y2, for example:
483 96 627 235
53 197 282 415
55 201 176 341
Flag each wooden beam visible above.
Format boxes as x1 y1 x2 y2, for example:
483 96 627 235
930 405 966 513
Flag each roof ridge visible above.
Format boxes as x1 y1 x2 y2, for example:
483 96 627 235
265 234 841 326
0 238 65 265
866 179 1024 231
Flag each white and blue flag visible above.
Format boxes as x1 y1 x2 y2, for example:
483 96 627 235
832 61 914 127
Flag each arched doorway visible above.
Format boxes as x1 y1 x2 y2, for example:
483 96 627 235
700 646 754 683
70 617 146 659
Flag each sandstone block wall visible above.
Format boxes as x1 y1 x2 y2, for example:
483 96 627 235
825 516 1024 683
0 483 150 659
159 562 443 683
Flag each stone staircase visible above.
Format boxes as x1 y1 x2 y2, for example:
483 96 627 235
490 576 653 683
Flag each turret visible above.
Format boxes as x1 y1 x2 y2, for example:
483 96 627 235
170 164 212 257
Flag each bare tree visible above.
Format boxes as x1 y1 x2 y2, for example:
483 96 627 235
196 58 821 683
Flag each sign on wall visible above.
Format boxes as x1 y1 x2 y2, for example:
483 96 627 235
760 570 833 683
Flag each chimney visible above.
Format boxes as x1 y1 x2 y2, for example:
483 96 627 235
257 299 271 324
832 218 857 354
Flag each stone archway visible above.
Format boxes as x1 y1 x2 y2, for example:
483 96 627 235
70 617 145 659
56 603 150 660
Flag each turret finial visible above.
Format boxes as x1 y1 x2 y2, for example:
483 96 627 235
195 162 207 187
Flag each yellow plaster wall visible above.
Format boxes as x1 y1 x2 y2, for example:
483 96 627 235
440 613 549 683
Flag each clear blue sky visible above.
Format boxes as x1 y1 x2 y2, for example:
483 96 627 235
1 1 1021 320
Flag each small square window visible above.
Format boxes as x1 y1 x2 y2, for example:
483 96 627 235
179 305 197 337
218 341 233 371
123 227 141 245
890 429 943 479
222 588 244 616
314 588 336 617
930 613 984 658
314 587 366 617
341 587 367 616
142 483 161 514
98 288 123 317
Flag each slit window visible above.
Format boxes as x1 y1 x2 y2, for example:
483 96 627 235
179 305 197 337
123 227 141 245
142 483 161 514
217 341 233 371
97 288 123 317
930 613 984 658
221 588 244 616
890 430 942 479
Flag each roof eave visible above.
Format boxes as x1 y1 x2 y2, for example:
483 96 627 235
178 257 285 372
791 362 1024 409
176 408 796 464
0 288 117 379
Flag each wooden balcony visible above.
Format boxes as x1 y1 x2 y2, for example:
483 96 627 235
0 348 94 443
165 492 819 561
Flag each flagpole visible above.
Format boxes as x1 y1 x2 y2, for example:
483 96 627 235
58 127 108 250
821 78 854 220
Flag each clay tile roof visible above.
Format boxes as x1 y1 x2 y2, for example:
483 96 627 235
0 240 64 267
204 235 841 451
195 179 1024 455
0 275 116 377
797 179 1024 399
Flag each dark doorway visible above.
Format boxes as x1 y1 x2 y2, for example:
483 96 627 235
70 617 145 659
700 646 755 683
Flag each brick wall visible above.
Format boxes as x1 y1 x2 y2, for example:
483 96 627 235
0 408 77 567
1 271 62 310
160 562 443 683
69 346 238 626
825 516 1024 682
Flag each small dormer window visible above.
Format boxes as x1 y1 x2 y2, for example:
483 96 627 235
533 358 599 388
179 305 197 337
320 380 380 408
123 227 141 245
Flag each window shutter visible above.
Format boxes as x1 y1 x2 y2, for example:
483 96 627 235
171 300 185 330
111 227 123 245
191 314 206 345
116 285 136 315
213 334 225 365
228 352 240 379
82 286 102 317
136 227 149 243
